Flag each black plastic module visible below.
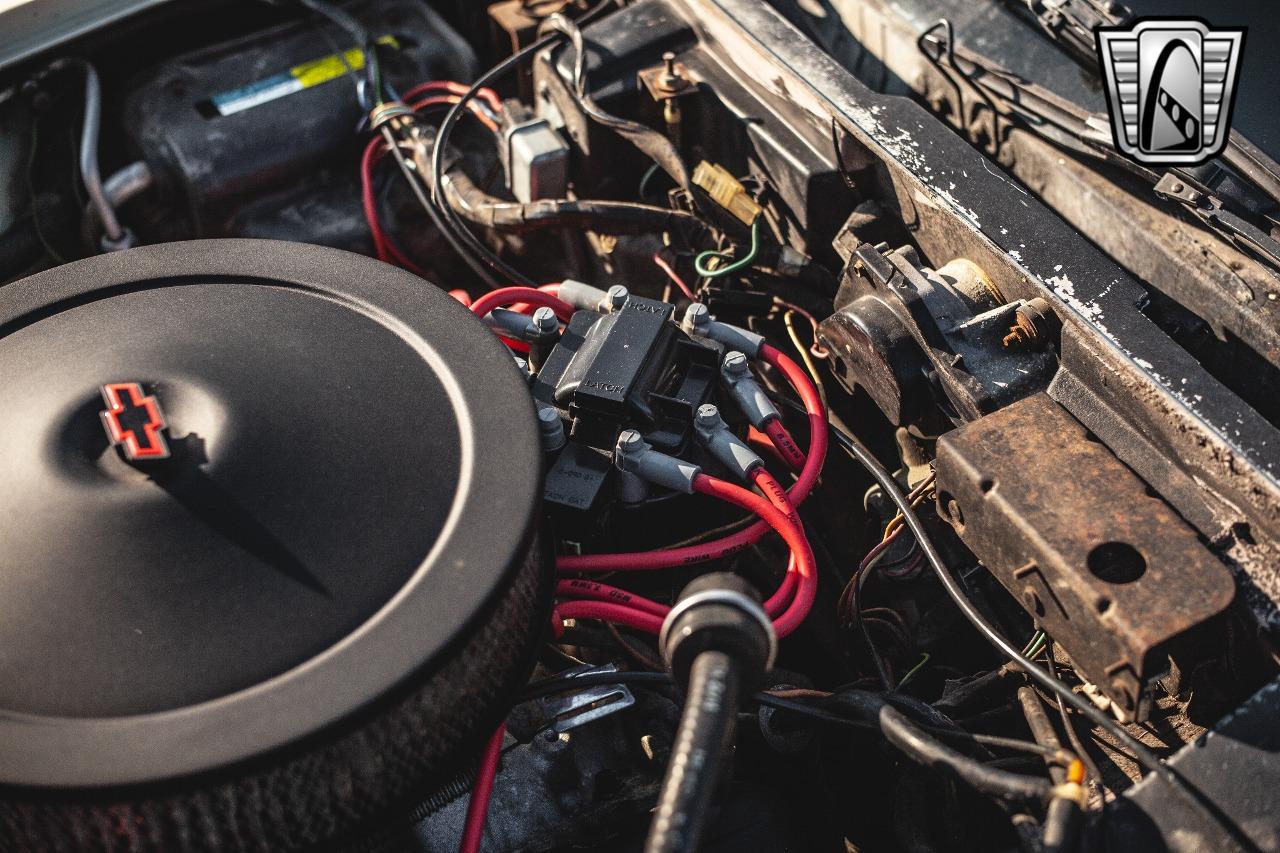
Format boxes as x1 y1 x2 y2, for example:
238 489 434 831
534 294 718 518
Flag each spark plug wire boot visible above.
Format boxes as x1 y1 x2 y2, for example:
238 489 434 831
693 403 763 481
527 306 560 369
614 429 702 495
537 405 567 453
682 303 765 358
720 350 781 429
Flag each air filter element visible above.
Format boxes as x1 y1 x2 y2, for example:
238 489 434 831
0 240 549 850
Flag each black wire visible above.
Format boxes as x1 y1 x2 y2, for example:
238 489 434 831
380 126 505 289
1046 644 1105 802
428 0 620 288
825 421 1256 852
518 670 1067 761
297 0 379 109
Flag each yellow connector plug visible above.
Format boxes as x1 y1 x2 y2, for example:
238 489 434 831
692 161 761 226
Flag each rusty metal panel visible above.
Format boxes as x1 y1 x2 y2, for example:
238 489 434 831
934 392 1235 720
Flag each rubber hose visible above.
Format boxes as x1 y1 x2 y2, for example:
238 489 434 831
645 651 741 853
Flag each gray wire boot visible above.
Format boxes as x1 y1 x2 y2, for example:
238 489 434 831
615 429 701 494
537 405 567 453
527 306 560 370
486 307 534 338
559 280 629 313
682 303 765 358
693 404 763 480
720 351 781 429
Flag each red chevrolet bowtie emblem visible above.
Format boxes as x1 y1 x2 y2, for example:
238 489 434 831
99 382 171 461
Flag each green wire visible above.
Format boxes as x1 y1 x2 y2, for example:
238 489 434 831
1022 630 1048 659
695 217 761 278
897 652 930 689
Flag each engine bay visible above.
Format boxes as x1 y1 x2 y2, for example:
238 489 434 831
1 0 1279 850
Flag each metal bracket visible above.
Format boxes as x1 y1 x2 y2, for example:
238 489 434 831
1154 172 1280 270
935 393 1235 720
536 664 637 734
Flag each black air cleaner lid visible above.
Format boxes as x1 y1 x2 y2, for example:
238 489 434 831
0 240 543 789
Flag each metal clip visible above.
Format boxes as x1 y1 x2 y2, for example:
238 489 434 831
536 664 636 734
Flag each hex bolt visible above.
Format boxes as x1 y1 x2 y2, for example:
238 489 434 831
537 405 566 453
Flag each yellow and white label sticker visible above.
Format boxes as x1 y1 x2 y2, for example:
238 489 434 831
209 35 398 117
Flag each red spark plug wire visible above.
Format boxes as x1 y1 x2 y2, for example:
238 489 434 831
554 470 816 639
553 600 666 635
690 472 816 638
762 417 806 472
556 579 670 618
469 287 575 323
459 723 505 853
556 345 825 573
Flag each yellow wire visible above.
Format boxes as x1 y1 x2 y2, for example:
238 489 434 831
784 309 828 412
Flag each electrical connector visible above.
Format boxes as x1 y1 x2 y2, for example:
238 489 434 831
682 303 765 358
692 161 762 227
614 429 701 494
720 351 781 429
693 404 763 480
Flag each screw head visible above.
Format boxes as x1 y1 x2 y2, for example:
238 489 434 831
684 302 710 330
722 351 749 375
617 429 644 453
695 403 722 428
531 306 558 334
604 285 629 311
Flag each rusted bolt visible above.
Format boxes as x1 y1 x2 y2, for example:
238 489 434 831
656 51 687 95
1002 297 1058 350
